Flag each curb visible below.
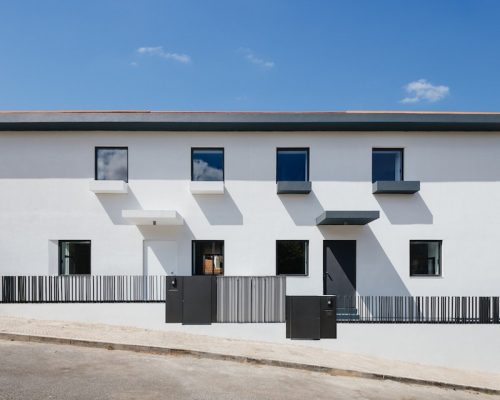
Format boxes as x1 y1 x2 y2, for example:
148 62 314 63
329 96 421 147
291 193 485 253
0 332 498 396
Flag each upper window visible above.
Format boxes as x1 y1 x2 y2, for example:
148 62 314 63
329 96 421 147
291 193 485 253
372 148 403 183
59 240 91 275
191 148 224 181
276 240 308 276
95 147 128 182
410 240 442 277
277 148 309 182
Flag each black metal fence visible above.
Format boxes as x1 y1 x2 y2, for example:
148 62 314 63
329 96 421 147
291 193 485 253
337 296 500 324
1 275 165 303
2 276 499 324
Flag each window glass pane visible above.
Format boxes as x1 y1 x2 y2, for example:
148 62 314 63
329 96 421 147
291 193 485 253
276 240 308 275
372 149 402 182
410 241 441 276
96 148 128 181
192 149 224 181
277 149 308 182
192 241 224 275
59 241 91 275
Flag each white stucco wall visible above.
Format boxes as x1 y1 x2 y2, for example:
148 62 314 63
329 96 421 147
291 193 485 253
0 130 499 296
1 303 499 374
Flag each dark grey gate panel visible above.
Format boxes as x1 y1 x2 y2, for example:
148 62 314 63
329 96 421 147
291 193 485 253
324 241 356 297
320 296 337 338
182 276 215 325
287 296 321 339
286 296 293 338
165 276 183 323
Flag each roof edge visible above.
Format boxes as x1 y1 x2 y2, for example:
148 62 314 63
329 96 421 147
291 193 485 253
0 111 500 131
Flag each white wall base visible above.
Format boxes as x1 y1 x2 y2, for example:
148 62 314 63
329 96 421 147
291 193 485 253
1 303 498 374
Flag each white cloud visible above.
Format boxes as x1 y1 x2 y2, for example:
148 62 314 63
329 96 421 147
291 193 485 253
192 159 223 181
401 79 449 104
97 149 127 180
240 48 274 69
137 46 191 64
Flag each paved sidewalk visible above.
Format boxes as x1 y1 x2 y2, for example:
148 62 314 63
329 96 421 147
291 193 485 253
0 316 499 394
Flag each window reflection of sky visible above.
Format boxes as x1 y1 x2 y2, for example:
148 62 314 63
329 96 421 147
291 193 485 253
277 149 308 181
97 148 128 181
372 150 402 182
192 149 224 181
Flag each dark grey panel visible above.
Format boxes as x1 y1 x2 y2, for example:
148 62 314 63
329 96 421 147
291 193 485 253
182 276 215 325
373 180 420 194
2 111 500 131
287 296 321 340
320 296 337 339
285 296 291 338
316 211 380 225
277 181 312 194
165 276 183 323
210 277 217 323
324 241 356 298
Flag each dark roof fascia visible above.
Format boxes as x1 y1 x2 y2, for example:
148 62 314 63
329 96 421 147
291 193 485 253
1 112 500 131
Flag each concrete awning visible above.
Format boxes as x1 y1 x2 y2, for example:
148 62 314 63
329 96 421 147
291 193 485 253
122 210 184 226
372 181 420 194
89 180 128 194
316 211 380 225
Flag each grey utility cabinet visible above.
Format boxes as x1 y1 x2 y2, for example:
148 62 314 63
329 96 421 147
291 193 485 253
165 276 217 325
286 296 337 340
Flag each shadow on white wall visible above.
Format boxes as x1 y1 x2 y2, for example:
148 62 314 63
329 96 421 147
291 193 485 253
278 190 324 226
318 225 412 296
374 193 433 225
192 190 243 225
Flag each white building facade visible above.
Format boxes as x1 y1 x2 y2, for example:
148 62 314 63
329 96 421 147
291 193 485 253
1 111 499 297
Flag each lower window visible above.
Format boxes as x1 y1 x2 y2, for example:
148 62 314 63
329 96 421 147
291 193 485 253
59 240 91 275
276 240 308 275
192 240 224 275
410 240 441 276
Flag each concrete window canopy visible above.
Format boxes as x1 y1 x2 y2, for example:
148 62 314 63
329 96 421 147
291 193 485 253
316 211 380 225
372 181 420 194
276 181 312 194
122 210 184 226
189 181 225 195
89 180 128 194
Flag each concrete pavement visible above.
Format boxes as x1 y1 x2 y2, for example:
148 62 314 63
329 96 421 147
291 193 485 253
0 316 499 395
1 340 498 400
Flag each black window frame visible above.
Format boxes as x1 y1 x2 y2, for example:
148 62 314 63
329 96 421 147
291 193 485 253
191 147 225 182
276 147 310 183
192 240 225 276
58 240 92 276
409 240 442 277
95 146 129 182
372 148 404 183
276 240 309 276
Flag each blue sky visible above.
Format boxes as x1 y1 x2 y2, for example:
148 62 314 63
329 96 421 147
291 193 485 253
0 0 499 111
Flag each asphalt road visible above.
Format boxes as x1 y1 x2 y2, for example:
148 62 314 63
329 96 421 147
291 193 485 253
0 340 496 400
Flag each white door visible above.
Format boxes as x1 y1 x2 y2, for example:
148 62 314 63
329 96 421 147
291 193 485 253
143 240 178 276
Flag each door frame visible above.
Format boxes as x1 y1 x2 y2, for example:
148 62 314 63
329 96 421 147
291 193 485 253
323 240 357 295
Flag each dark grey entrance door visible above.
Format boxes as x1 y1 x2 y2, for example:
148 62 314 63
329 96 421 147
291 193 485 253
323 241 356 296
